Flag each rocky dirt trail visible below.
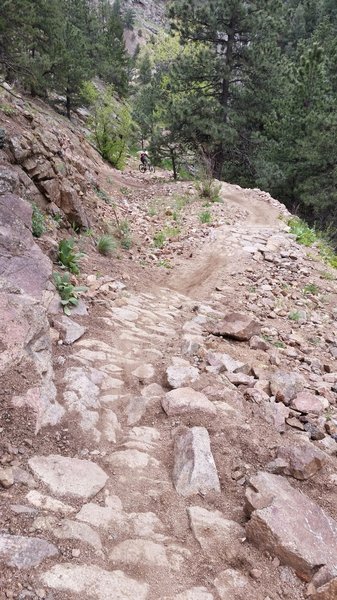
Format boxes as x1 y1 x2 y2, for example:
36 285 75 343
1 91 337 600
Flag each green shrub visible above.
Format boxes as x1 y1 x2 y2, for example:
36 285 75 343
289 310 301 321
97 235 116 256
153 231 166 248
199 210 212 224
53 272 87 315
32 204 45 238
58 239 84 274
288 217 316 246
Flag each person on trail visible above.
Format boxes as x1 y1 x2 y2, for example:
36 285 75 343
140 151 149 166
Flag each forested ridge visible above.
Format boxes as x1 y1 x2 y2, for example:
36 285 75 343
1 0 337 238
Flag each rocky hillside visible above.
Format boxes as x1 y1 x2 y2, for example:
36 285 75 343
1 86 337 600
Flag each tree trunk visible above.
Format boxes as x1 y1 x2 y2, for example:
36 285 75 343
66 89 71 119
170 147 178 180
214 22 235 180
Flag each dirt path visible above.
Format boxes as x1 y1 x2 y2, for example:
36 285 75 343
24 180 309 600
8 172 335 600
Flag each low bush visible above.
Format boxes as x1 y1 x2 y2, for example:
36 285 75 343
32 204 45 238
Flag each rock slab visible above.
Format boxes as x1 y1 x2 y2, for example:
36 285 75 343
0 534 58 569
245 471 337 581
173 427 220 497
41 563 149 599
187 506 244 560
162 388 216 417
28 455 108 499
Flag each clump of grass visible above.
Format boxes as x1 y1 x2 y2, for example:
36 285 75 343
303 283 320 295
116 219 132 250
97 234 116 256
196 179 222 203
320 270 335 281
199 210 212 224
153 231 166 248
163 226 180 239
289 310 301 322
32 203 45 238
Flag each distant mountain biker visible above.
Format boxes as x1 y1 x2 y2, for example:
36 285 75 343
140 151 149 167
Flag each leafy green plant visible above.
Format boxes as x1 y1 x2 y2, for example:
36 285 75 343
153 231 166 248
288 217 316 246
32 203 45 238
199 210 212 224
53 272 87 316
97 235 116 256
52 212 63 227
303 283 320 295
58 239 84 274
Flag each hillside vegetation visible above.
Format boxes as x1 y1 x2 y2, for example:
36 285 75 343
2 0 337 237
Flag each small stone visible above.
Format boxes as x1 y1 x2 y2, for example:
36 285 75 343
72 549 81 558
0 467 14 488
132 364 155 382
54 315 86 345
267 444 326 480
166 362 199 389
250 336 269 351
109 539 169 568
291 392 327 415
250 568 262 580
270 371 306 404
188 506 244 561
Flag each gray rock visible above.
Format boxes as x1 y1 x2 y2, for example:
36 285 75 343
53 315 86 345
41 563 149 599
173 427 220 497
270 371 306 404
187 506 244 560
162 388 216 417
109 538 169 568
207 312 260 341
166 359 199 389
28 455 108 499
0 534 58 569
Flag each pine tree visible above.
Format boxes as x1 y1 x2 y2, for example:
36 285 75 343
168 0 284 179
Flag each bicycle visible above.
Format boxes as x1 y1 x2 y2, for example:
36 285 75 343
139 162 155 173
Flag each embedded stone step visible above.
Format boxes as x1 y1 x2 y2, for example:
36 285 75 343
173 427 220 497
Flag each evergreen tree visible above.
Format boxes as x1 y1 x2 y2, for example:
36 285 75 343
168 0 283 179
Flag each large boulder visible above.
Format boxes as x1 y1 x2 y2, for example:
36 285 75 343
245 472 337 582
0 193 51 298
